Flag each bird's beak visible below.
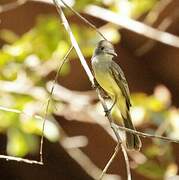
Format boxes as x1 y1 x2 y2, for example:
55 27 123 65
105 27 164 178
105 49 117 56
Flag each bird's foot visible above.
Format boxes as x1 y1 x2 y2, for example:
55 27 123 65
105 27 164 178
104 96 117 116
104 109 111 116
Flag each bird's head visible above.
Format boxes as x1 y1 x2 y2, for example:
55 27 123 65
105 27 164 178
93 40 117 57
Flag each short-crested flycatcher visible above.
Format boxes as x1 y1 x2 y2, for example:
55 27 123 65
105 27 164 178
92 40 141 150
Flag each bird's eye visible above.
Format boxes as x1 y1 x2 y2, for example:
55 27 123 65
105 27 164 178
101 47 104 50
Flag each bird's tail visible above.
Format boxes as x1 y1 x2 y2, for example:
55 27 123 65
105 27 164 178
122 111 142 151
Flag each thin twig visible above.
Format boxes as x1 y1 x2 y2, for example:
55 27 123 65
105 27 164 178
0 155 43 165
2 0 179 49
0 105 44 165
39 46 73 163
53 2 131 179
0 0 106 43
1 105 179 145
85 5 179 48
99 143 120 180
116 123 179 144
53 0 94 83
96 90 131 180
59 0 107 40
121 145 131 180
0 106 44 121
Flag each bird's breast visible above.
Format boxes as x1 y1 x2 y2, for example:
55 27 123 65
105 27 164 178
92 56 120 96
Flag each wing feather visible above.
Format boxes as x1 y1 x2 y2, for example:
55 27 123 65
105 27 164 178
109 61 131 109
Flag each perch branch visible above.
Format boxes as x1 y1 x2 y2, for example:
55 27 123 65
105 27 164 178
53 1 131 179
1 104 179 144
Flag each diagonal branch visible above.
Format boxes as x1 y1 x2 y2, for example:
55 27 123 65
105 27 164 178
53 0 94 84
59 0 107 40
53 1 131 179
99 143 120 180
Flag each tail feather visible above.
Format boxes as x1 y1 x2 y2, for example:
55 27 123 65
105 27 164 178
122 111 142 151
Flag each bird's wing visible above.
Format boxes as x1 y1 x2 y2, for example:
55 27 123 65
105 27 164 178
109 61 131 109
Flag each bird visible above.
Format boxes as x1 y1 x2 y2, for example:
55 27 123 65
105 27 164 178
91 40 142 151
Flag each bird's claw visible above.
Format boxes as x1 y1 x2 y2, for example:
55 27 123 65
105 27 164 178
104 108 112 116
104 96 117 116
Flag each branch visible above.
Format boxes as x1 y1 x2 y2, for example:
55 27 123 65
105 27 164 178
0 155 43 165
0 106 44 121
0 104 119 179
53 0 94 84
96 89 131 180
46 84 179 145
59 0 107 40
39 46 73 163
99 144 120 180
121 145 131 180
0 105 44 165
53 1 131 179
85 5 179 48
1 104 179 145
2 0 179 49
115 123 179 144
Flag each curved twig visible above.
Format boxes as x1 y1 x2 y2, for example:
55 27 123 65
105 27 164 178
39 46 73 163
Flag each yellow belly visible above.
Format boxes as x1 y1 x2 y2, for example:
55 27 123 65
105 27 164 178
95 70 127 117
95 70 119 96
92 55 127 117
